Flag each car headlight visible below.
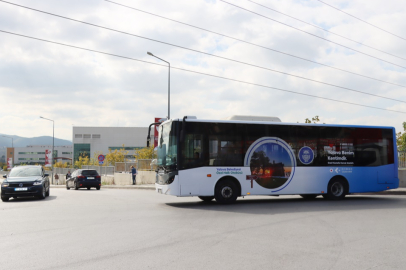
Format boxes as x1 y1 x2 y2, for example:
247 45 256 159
33 181 42 185
1 182 9 187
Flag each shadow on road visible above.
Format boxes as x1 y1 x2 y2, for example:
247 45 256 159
165 195 406 215
5 195 58 203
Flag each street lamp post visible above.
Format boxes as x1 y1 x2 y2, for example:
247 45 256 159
40 116 54 184
2 135 13 148
147 52 170 119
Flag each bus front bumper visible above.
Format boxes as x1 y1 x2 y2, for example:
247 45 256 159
155 178 180 196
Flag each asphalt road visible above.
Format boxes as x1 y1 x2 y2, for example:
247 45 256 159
1 188 406 270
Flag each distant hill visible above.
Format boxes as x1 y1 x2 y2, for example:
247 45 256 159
0 134 72 148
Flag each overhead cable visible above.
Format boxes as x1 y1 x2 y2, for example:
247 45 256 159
247 0 406 61
104 0 406 89
1 29 406 115
218 0 406 70
315 0 406 42
1 0 405 103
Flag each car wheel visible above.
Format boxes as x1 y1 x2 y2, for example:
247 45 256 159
66 184 70 190
214 179 238 204
46 186 50 197
1 196 9 202
325 178 348 200
74 182 79 190
198 196 214 202
96 186 100 190
37 186 46 200
87 187 90 190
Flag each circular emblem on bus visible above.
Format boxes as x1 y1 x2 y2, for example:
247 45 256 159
298 146 314 165
244 137 296 191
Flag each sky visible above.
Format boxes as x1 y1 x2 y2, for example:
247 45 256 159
0 0 405 141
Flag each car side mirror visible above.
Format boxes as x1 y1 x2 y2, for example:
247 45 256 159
3 174 6 178
44 173 49 177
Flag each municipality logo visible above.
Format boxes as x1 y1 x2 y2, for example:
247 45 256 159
298 146 314 165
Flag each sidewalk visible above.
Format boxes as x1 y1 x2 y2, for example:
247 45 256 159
51 184 155 190
49 185 406 195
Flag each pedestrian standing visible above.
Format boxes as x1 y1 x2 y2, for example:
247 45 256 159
131 165 137 185
55 173 59 185
66 170 71 179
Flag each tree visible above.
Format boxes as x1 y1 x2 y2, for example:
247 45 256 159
397 122 406 152
134 145 157 160
305 116 320 124
74 154 90 169
105 148 128 166
54 161 69 168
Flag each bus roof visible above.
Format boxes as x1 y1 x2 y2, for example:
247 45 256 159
166 116 395 130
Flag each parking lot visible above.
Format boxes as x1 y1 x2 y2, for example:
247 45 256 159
1 188 406 270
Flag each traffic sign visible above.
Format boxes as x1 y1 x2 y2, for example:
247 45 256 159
98 154 105 165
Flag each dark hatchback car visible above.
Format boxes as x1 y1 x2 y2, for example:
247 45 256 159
66 169 101 190
1 166 50 202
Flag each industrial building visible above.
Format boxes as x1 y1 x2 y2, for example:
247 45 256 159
72 126 149 162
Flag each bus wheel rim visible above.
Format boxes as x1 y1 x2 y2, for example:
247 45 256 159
221 187 233 198
331 182 343 196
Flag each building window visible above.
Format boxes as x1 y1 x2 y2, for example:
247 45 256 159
92 134 101 139
73 144 90 161
75 134 83 138
109 147 143 151
83 134 91 139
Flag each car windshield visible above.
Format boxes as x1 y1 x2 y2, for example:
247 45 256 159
9 167 42 177
81 170 99 176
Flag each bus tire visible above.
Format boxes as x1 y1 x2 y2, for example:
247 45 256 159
325 177 348 200
300 194 318 200
214 179 238 204
198 196 214 202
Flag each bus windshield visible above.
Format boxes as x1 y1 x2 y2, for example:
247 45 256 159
157 121 177 168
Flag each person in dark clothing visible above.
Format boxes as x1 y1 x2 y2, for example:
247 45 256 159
66 170 71 179
131 166 137 185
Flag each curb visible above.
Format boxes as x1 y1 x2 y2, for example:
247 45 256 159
49 185 406 194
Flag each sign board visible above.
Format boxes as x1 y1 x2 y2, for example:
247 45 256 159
98 154 105 165
45 149 52 167
7 158 12 170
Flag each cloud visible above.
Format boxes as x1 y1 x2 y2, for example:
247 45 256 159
0 0 405 141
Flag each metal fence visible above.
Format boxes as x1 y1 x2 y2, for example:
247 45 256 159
81 165 115 175
115 160 155 172
53 166 115 175
399 152 406 168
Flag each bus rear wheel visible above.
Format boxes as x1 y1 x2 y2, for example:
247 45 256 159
215 179 238 204
325 178 348 200
198 196 214 202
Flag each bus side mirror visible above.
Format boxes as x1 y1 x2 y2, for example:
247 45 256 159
147 140 150 148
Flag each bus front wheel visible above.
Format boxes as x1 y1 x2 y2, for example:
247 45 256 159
215 179 238 204
325 177 348 200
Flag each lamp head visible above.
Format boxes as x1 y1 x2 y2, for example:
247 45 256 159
147 52 153 56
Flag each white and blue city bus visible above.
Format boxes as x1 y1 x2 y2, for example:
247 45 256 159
148 116 399 204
